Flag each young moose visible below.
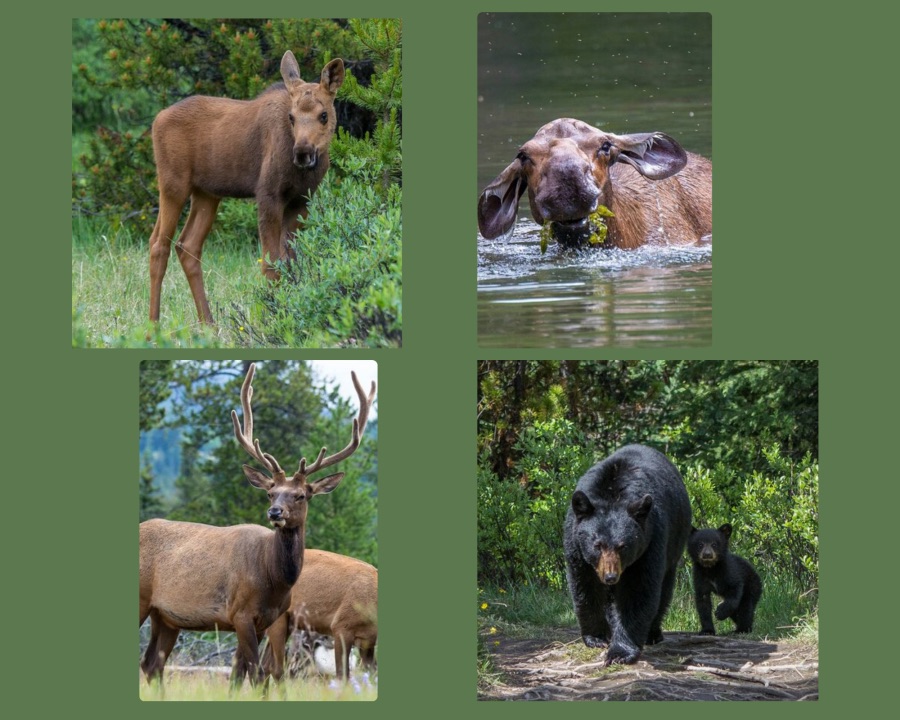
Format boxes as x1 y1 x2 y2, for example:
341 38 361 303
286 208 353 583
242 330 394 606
148 52 345 324
139 363 376 687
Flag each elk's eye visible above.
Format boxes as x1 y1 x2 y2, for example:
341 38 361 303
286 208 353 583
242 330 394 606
319 111 328 124
288 113 295 126
295 494 306 502
600 141 612 153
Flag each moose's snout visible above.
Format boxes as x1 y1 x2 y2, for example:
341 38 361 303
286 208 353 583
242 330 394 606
532 149 600 244
293 144 319 169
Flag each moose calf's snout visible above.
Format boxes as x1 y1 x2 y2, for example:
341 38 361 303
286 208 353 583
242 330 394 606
293 145 318 169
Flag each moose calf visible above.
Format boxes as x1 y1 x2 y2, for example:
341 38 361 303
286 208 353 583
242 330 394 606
263 549 378 681
148 52 344 324
478 118 712 249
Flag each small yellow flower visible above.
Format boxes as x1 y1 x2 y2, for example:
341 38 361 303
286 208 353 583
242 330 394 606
499 588 506 594
493 641 500 646
480 602 488 610
489 627 497 635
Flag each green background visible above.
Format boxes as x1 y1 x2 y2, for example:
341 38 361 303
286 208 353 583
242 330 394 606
6 0 893 712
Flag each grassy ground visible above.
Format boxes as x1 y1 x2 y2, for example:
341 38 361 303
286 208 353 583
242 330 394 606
139 671 377 701
73 216 289 348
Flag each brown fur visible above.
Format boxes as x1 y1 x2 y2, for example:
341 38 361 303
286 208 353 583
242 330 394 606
262 549 378 680
596 548 623 585
138 364 375 688
148 52 345 323
478 118 712 248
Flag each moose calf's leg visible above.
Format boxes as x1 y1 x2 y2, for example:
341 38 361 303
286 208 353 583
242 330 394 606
148 191 188 322
257 200 289 281
174 191 220 324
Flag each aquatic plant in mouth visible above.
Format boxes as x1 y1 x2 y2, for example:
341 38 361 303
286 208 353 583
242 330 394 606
539 205 615 254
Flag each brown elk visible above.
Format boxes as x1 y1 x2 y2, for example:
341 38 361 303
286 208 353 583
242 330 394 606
262 549 378 680
478 118 712 249
148 52 345 324
139 363 376 687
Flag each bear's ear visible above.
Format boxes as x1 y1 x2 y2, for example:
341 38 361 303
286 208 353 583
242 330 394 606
628 494 653 521
718 523 733 539
571 490 594 519
690 525 698 534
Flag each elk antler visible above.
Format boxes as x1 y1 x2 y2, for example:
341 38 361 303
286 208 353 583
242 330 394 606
299 371 376 476
231 363 284 475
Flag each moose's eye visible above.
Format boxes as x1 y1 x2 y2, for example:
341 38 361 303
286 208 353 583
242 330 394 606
288 113 295 126
599 141 612 154
516 151 529 163
319 111 328 125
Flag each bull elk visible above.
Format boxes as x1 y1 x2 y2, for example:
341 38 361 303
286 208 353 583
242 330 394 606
139 363 376 687
262 549 378 680
478 118 712 249
148 52 345 324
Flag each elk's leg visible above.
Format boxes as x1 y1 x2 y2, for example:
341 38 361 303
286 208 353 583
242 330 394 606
174 191 220 324
148 189 189 323
141 612 180 682
231 618 264 688
334 633 352 680
261 613 289 681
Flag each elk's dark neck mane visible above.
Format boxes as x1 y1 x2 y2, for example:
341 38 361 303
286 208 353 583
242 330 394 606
269 526 304 587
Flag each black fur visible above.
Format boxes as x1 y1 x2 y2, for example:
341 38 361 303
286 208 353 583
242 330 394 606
687 524 763 635
563 445 692 665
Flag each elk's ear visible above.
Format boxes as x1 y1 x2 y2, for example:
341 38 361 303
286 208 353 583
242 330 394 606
320 58 345 94
243 465 274 490
609 132 688 180
309 472 345 496
281 51 303 88
478 161 527 239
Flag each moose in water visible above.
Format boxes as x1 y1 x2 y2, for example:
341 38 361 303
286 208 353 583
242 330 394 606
139 363 376 687
148 52 345 324
478 118 712 249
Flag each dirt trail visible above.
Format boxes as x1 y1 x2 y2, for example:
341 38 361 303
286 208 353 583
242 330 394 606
479 630 818 701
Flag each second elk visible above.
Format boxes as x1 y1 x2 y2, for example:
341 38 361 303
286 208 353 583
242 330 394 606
138 363 376 687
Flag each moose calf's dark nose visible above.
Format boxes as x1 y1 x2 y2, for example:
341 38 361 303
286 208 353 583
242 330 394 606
293 146 318 169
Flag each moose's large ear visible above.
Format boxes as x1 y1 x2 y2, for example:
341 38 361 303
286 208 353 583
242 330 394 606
281 51 303 88
610 132 688 180
320 58 345 94
478 162 527 239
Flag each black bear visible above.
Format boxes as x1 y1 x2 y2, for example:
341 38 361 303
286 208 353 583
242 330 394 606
563 444 692 665
687 524 763 635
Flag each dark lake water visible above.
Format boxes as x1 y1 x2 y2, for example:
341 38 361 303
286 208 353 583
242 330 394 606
477 13 712 348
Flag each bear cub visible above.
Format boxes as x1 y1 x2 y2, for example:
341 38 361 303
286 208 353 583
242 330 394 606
687 524 762 635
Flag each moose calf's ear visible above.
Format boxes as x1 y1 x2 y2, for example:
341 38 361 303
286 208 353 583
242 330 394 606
321 59 345 94
281 51 303 86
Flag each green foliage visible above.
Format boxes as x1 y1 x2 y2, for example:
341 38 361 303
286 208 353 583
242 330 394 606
139 361 174 431
139 458 166 521
230 166 401 348
478 418 593 588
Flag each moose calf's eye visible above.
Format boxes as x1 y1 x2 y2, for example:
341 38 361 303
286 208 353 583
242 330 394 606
319 111 328 125
288 113 295 126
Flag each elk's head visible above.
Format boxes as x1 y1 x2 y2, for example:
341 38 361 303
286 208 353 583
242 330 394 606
478 118 688 245
280 52 345 170
232 364 375 531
